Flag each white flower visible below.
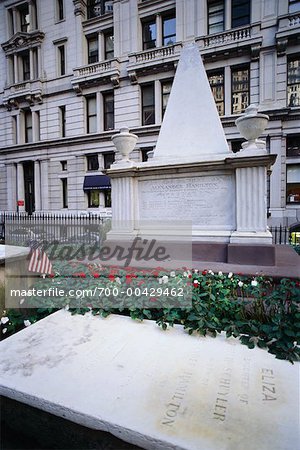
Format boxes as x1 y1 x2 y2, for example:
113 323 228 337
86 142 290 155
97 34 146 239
183 271 188 277
24 320 31 327
64 304 70 311
115 277 122 284
218 271 223 276
251 280 258 287
2 328 7 334
170 271 176 278
162 275 169 284
228 272 233 279
193 279 199 285
208 270 214 275
238 281 244 288
194 269 199 274
1 317 9 325
20 298 25 305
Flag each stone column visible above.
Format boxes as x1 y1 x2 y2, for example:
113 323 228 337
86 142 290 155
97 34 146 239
224 66 231 115
230 164 273 244
40 159 49 211
32 110 40 141
37 46 42 78
13 54 18 84
29 49 34 80
34 160 41 211
16 163 25 212
73 3 85 67
7 164 17 211
108 176 137 240
28 0 34 31
154 79 161 124
225 0 231 30
156 14 162 47
16 112 21 144
12 8 18 33
269 135 284 219
97 91 103 132
98 32 104 61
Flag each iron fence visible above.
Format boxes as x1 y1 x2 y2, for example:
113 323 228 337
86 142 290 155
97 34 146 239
0 212 111 245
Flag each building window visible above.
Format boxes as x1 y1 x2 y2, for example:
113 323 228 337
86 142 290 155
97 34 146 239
287 56 300 107
141 83 155 125
104 30 114 60
104 190 111 207
231 0 250 28
208 70 225 115
24 110 33 143
289 0 300 13
161 79 173 118
57 0 64 21
62 178 68 208
231 140 244 153
142 19 156 50
231 66 250 114
88 190 100 208
162 14 176 46
103 92 114 130
58 45 66 76
19 3 30 32
287 135 300 157
87 35 99 64
208 0 225 34
86 95 97 133
87 0 113 19
59 105 66 137
103 152 115 169
61 161 67 171
20 52 30 81
141 147 153 162
286 165 300 203
87 154 99 171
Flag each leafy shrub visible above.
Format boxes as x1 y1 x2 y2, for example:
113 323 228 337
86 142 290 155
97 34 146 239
1 264 299 362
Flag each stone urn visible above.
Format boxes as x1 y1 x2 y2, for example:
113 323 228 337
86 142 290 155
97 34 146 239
235 104 269 151
111 127 138 162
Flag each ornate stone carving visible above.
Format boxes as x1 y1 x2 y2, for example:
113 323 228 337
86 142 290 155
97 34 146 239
110 74 120 87
1 31 45 54
251 43 261 61
128 70 137 84
73 0 86 17
276 37 288 56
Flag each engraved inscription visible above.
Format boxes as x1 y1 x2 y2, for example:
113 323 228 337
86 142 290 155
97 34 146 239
138 176 235 229
212 355 233 421
261 368 277 401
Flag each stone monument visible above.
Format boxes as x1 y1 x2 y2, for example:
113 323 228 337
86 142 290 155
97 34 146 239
107 43 278 266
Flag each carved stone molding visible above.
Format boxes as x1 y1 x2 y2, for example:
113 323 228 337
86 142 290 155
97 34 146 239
251 43 261 61
72 83 82 95
73 0 86 17
1 31 45 54
110 74 120 87
128 70 137 84
276 37 288 56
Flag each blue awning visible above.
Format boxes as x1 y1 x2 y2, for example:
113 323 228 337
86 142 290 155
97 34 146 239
83 175 111 191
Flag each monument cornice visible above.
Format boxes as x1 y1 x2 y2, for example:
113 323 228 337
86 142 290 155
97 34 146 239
107 154 277 178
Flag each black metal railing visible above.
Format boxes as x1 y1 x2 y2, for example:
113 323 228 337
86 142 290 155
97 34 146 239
0 212 111 245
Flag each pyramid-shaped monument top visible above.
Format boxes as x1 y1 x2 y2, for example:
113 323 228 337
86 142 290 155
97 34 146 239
153 43 230 162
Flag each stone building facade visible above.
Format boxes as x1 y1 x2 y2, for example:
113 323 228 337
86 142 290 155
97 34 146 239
0 0 299 227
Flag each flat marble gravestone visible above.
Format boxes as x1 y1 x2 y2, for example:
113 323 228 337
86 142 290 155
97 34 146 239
0 311 299 450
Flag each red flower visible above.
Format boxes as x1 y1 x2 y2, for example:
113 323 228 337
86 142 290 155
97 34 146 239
202 270 208 276
188 274 192 279
193 282 199 288
48 273 55 278
93 273 100 278
296 281 300 287
80 273 86 278
108 274 115 282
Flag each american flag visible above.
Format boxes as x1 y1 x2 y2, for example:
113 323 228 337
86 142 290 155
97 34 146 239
28 240 53 275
